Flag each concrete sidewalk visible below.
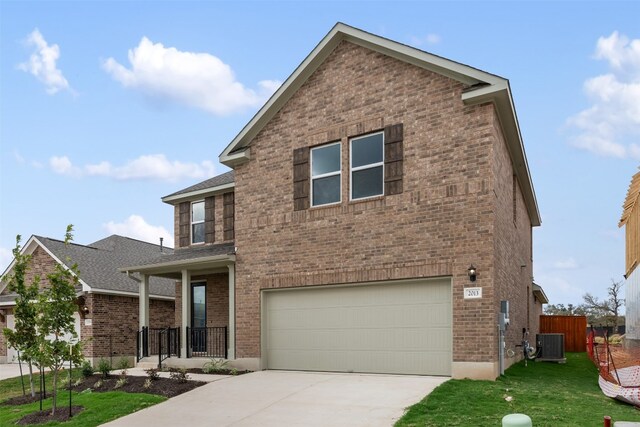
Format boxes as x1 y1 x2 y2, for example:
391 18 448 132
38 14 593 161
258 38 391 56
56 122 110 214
101 370 448 427
0 364 48 381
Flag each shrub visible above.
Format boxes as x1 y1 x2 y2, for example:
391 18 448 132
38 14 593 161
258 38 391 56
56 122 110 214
117 357 129 377
169 368 190 383
202 358 229 374
230 368 238 376
145 368 160 380
114 377 127 389
143 378 152 389
94 379 103 388
73 378 83 387
81 360 94 379
59 376 70 389
97 358 112 379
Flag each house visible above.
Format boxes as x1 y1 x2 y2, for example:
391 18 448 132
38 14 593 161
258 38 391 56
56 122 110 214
123 23 543 380
619 171 640 344
0 235 175 365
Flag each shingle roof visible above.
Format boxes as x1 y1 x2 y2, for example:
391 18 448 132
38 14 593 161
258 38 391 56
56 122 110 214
163 171 234 199
33 235 175 297
620 171 640 227
121 242 235 270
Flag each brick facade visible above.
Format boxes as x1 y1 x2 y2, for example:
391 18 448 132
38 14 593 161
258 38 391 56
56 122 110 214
81 293 174 360
174 193 234 249
175 273 229 328
222 40 536 373
1 243 175 364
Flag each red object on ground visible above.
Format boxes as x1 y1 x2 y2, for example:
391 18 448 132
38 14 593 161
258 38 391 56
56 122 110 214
604 415 611 427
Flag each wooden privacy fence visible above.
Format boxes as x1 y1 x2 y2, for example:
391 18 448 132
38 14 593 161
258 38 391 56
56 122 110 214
539 315 587 352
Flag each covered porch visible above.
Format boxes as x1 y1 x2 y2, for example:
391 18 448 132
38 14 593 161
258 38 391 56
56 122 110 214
120 243 236 366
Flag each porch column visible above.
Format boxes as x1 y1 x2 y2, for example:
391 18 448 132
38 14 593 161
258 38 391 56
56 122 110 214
227 264 235 360
180 269 191 358
139 274 149 330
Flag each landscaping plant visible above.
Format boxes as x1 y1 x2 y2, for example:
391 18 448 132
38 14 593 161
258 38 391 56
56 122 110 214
1 235 41 398
81 360 94 379
145 368 160 380
203 357 229 374
97 358 112 379
117 357 129 377
169 368 190 383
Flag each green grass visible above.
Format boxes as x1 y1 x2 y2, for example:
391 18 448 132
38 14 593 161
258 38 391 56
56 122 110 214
396 353 640 427
0 370 165 426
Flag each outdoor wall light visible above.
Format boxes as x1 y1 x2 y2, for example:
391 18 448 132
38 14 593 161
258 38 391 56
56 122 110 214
468 265 477 282
82 306 90 315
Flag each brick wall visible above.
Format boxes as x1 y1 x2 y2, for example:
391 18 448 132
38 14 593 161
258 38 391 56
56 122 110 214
491 107 535 362
81 293 174 359
232 40 504 363
175 273 229 328
0 308 8 358
174 193 234 249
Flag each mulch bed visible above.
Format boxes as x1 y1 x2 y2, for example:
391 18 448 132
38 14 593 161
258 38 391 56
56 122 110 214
71 374 206 398
17 406 84 425
2 392 45 406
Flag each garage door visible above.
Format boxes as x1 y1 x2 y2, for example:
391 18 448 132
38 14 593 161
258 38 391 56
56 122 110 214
6 313 81 363
263 278 452 376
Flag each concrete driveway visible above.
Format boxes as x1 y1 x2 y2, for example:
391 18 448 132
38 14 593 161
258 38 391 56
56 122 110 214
101 370 448 427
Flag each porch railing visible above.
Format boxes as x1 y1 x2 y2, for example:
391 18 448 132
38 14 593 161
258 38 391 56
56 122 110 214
158 327 180 369
187 326 227 359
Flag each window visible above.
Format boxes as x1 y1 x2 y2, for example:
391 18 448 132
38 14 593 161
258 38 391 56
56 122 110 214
350 132 384 200
311 142 341 206
191 200 205 244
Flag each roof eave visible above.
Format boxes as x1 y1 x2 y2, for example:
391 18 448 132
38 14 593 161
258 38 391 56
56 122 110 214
218 22 503 166
162 182 236 205
532 283 549 304
119 254 236 276
462 83 541 227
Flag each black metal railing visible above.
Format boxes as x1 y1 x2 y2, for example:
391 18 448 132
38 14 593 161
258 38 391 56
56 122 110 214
187 326 227 359
136 327 147 362
158 327 180 369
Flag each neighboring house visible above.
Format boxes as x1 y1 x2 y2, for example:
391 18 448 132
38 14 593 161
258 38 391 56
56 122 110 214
0 235 175 365
122 23 544 380
619 171 640 344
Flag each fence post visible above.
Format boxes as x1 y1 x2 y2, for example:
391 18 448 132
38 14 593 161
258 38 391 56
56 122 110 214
225 326 228 359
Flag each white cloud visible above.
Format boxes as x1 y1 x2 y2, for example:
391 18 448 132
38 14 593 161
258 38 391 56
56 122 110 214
103 215 174 248
536 274 585 304
48 154 216 182
13 150 25 164
567 32 640 159
553 257 578 270
0 247 13 274
409 33 441 47
102 37 280 115
18 28 71 94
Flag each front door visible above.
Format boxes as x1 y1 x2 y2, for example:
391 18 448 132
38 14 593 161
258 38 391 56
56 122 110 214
191 282 207 353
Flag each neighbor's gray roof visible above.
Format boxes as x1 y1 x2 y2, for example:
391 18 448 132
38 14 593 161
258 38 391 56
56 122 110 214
163 171 234 199
34 235 175 297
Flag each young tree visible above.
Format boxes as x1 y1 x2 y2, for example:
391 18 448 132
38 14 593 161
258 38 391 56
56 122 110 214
36 225 83 415
2 235 40 397
583 279 625 333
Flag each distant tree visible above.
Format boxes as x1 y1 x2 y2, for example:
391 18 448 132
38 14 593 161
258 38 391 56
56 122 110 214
36 225 83 416
2 235 40 397
582 279 625 333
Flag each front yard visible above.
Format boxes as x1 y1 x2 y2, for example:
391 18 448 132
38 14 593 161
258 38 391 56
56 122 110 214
397 353 640 426
0 368 203 426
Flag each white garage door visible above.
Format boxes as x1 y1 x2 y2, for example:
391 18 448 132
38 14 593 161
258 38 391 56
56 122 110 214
5 313 81 364
264 278 452 376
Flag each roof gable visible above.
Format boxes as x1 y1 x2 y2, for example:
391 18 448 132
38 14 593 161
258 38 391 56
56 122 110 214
218 22 541 226
1 235 176 298
620 171 640 227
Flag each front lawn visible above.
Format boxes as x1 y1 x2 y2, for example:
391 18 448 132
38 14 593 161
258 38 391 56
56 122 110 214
397 353 640 426
0 369 165 426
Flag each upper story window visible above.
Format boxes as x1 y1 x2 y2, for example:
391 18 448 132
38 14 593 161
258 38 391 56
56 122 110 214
311 142 341 206
191 200 205 244
350 132 384 200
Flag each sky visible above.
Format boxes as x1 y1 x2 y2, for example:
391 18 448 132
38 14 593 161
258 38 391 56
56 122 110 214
0 1 639 308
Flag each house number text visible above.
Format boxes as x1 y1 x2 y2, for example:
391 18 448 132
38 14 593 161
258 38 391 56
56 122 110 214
464 287 482 299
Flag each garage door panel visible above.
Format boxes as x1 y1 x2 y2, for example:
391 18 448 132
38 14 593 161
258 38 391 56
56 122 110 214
265 279 452 376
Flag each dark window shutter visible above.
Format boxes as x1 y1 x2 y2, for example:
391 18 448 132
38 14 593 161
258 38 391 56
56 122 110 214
178 202 190 247
293 147 310 211
205 196 215 244
223 192 235 241
384 123 403 196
